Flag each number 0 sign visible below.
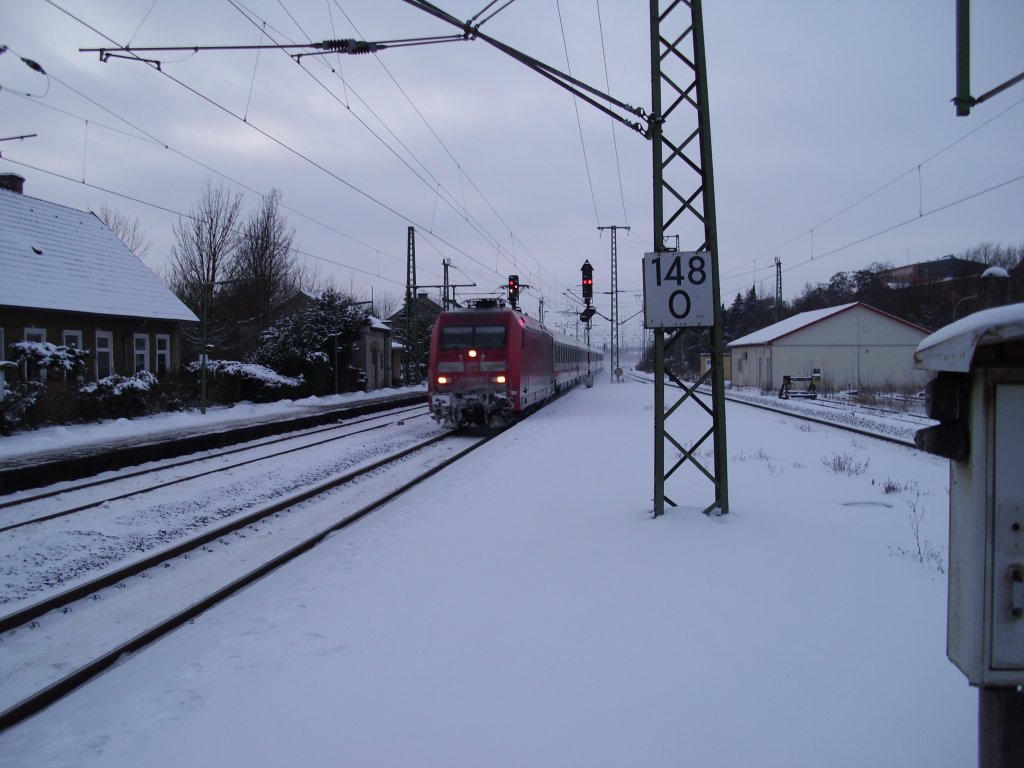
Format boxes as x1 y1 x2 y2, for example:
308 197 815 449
642 251 714 329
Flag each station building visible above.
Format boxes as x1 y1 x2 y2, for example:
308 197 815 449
727 302 931 394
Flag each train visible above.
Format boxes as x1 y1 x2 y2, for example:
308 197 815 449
427 299 604 428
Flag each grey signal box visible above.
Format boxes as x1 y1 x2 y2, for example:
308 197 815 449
914 304 1024 687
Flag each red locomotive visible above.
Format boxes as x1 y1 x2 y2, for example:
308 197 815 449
427 299 603 428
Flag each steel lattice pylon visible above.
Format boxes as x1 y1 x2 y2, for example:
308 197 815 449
403 226 418 384
649 0 729 516
598 225 628 382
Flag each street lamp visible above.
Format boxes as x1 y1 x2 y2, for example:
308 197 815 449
952 294 978 321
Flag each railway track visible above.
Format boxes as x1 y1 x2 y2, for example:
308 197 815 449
0 403 431 533
626 371 928 448
0 391 428 494
0 425 501 731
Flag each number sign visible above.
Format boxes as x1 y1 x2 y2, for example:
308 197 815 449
642 251 714 329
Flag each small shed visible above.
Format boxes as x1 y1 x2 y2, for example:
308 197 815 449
728 302 931 393
354 316 393 392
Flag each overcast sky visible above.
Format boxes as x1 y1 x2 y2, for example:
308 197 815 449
2 1 1022 345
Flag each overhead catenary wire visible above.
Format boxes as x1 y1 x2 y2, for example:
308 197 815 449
25 0 629 320
595 0 628 228
283 0 580 310
0 155 404 286
555 0 600 228
230 0 528 286
728 92 1024 281
5 71 407 270
44 0 510 289
231 1 528 290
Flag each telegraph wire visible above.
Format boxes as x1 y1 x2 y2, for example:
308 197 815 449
126 0 160 48
245 0 568 310
595 0 628 227
0 155 407 287
326 0 616 312
227 0 507 286
779 171 1024 275
231 0 515 278
319 0 545 278
731 92 1024 278
7 70 406 268
38 0 603 320
43 0 501 286
555 0 601 228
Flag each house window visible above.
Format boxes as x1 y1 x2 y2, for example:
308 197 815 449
96 331 113 379
133 334 150 373
63 330 83 350
22 327 46 380
155 334 170 376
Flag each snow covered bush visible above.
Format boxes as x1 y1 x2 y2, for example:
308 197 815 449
185 359 302 404
7 341 90 381
252 290 369 393
0 381 44 435
78 370 162 420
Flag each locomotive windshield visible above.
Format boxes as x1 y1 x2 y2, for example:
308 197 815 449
440 325 506 350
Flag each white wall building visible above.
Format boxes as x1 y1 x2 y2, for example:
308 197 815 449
728 302 931 393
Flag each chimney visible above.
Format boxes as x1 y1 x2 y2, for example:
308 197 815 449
0 174 25 194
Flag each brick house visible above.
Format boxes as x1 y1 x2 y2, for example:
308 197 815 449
0 174 198 383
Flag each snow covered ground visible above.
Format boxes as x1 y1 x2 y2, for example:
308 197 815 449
0 376 974 767
0 386 426 463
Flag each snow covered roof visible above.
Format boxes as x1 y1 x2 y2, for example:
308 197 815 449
728 302 929 347
0 188 198 323
728 303 858 347
914 302 1024 372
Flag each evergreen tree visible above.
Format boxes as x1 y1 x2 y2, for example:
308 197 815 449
252 291 369 392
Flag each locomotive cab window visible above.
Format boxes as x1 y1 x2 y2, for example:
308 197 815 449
441 325 506 349
475 326 506 349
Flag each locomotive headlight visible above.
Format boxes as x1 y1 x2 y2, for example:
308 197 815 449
493 375 507 384
436 375 449 385
468 349 478 358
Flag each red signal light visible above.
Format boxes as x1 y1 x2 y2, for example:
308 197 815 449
581 260 594 302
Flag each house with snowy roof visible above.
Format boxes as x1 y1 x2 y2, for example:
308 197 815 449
0 173 198 383
727 302 931 393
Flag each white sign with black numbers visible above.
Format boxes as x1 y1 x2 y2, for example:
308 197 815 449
642 251 714 329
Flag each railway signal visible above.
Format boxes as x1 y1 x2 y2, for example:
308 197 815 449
581 260 594 303
507 274 520 309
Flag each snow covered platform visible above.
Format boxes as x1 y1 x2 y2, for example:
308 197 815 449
0 389 426 494
0 375 974 767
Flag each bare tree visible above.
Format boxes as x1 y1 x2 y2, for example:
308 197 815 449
372 291 401 320
960 242 1024 270
168 182 244 356
168 181 243 316
226 188 299 329
96 203 152 261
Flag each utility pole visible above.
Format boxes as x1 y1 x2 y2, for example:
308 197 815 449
648 0 728 517
442 258 451 310
598 225 629 382
775 256 783 322
404 226 418 384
